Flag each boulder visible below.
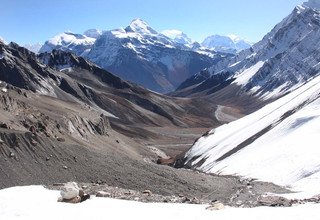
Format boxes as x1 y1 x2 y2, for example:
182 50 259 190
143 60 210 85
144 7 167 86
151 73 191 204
60 182 80 200
258 195 292 207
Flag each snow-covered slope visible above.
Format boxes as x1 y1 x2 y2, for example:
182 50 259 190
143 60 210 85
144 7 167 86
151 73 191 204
1 186 320 220
181 73 320 195
176 2 320 100
202 35 252 53
161 29 194 46
83 29 102 39
39 32 96 56
85 19 226 92
24 43 43 53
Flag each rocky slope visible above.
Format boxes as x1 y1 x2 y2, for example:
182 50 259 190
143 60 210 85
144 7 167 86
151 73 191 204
0 40 236 193
173 1 320 113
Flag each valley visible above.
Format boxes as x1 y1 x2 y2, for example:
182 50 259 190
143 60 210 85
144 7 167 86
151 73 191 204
1 0 320 219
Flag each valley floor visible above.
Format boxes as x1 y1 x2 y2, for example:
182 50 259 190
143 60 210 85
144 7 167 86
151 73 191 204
1 186 319 220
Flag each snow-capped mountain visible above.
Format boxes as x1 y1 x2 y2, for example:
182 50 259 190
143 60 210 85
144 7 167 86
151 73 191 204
0 36 6 44
38 19 227 93
178 72 320 196
24 43 43 53
83 29 102 39
161 29 194 46
85 19 226 92
202 35 252 53
175 1 320 102
39 32 96 57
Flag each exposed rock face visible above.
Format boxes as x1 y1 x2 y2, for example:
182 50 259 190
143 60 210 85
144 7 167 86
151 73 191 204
258 196 292 207
94 114 110 135
0 41 58 94
174 3 320 101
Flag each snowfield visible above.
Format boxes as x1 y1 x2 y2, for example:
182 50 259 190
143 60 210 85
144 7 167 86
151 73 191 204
183 73 320 198
1 186 320 220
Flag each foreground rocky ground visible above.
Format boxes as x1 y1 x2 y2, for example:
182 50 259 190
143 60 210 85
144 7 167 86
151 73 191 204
47 173 290 208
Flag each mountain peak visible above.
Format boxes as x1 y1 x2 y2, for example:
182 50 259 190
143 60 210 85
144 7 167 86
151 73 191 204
227 34 241 43
303 0 320 10
0 36 6 44
161 29 193 45
126 18 157 35
83 29 102 39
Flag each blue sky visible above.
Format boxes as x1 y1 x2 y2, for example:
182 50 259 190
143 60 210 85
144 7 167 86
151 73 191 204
1 0 305 45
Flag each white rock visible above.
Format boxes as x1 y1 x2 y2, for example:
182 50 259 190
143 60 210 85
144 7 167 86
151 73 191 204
60 182 80 200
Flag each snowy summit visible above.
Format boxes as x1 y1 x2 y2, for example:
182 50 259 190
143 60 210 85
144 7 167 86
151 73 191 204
0 36 7 44
202 34 252 53
161 29 194 46
125 18 158 35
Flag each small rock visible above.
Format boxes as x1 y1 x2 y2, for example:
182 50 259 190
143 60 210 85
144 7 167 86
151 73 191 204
191 197 200 204
30 140 38 146
29 126 36 134
96 191 111 197
44 131 51 137
124 191 133 195
142 190 152 196
9 152 15 158
46 157 50 161
57 137 65 142
0 123 9 129
182 197 191 203
116 140 120 143
63 165 68 169
0 138 4 144
79 189 84 197
206 201 225 211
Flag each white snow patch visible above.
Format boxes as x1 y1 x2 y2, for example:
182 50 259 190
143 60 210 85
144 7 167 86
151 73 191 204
234 61 265 85
1 186 320 220
68 120 77 134
228 60 241 68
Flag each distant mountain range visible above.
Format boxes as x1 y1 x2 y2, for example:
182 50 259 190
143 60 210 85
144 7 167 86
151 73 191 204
202 34 252 53
35 20 251 92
